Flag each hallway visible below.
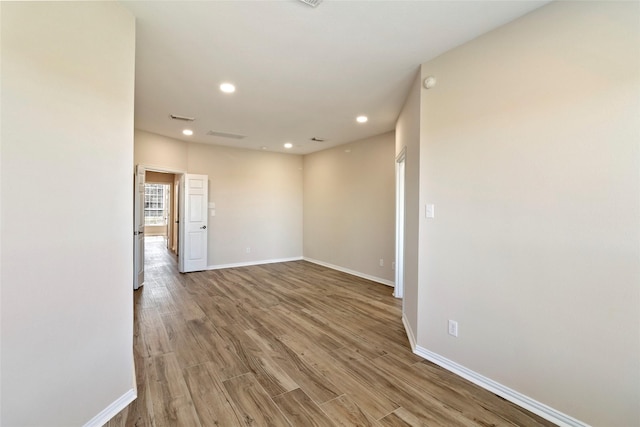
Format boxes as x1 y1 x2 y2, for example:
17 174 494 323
144 236 177 279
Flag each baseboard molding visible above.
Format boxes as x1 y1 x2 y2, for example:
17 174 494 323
303 257 395 287
207 256 303 271
402 313 417 351
83 388 136 427
413 345 588 427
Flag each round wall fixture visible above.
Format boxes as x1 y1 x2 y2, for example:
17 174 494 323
423 76 436 89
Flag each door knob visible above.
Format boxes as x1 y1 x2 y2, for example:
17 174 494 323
200 225 207 229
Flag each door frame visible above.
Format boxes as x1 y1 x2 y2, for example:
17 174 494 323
394 147 406 299
134 164 186 289
133 165 146 290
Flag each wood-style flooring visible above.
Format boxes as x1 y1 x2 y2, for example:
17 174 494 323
106 237 556 427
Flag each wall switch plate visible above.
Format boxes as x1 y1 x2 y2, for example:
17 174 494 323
426 204 435 219
448 320 458 337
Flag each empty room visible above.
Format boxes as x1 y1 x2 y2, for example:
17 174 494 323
1 1 638 427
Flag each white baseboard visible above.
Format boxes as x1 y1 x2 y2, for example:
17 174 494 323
207 256 303 271
83 388 136 427
402 313 417 351
303 257 395 287
413 345 589 427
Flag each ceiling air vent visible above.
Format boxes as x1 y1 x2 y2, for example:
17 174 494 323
298 0 322 7
206 130 246 140
169 114 195 122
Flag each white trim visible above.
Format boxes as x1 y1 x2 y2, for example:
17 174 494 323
83 388 136 427
394 146 407 299
138 164 187 175
132 354 138 401
402 313 417 351
413 345 589 427
303 257 395 287
207 256 303 270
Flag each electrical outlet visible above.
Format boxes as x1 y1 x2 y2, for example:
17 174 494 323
448 320 458 337
379 258 384 267
246 247 251 254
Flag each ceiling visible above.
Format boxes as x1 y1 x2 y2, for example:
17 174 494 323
122 0 548 155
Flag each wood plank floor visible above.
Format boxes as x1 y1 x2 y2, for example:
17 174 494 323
106 237 556 427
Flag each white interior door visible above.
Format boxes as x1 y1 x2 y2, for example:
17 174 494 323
179 174 208 272
133 164 145 289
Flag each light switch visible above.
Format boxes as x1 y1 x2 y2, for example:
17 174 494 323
208 202 216 209
426 204 435 219
210 210 216 217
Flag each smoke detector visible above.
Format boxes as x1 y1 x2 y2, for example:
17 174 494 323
298 0 322 7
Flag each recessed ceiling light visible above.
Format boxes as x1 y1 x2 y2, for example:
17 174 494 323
261 146 267 150
284 142 293 149
220 83 236 93
356 115 368 123
182 129 193 136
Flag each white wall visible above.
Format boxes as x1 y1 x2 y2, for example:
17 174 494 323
395 73 421 338
413 2 639 426
303 132 396 285
188 142 303 267
137 129 395 283
135 129 188 172
135 130 303 268
1 2 136 426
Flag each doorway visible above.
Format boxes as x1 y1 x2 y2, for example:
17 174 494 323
143 183 171 245
134 167 182 290
144 170 179 254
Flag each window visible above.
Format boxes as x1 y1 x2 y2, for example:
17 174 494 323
144 184 168 226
